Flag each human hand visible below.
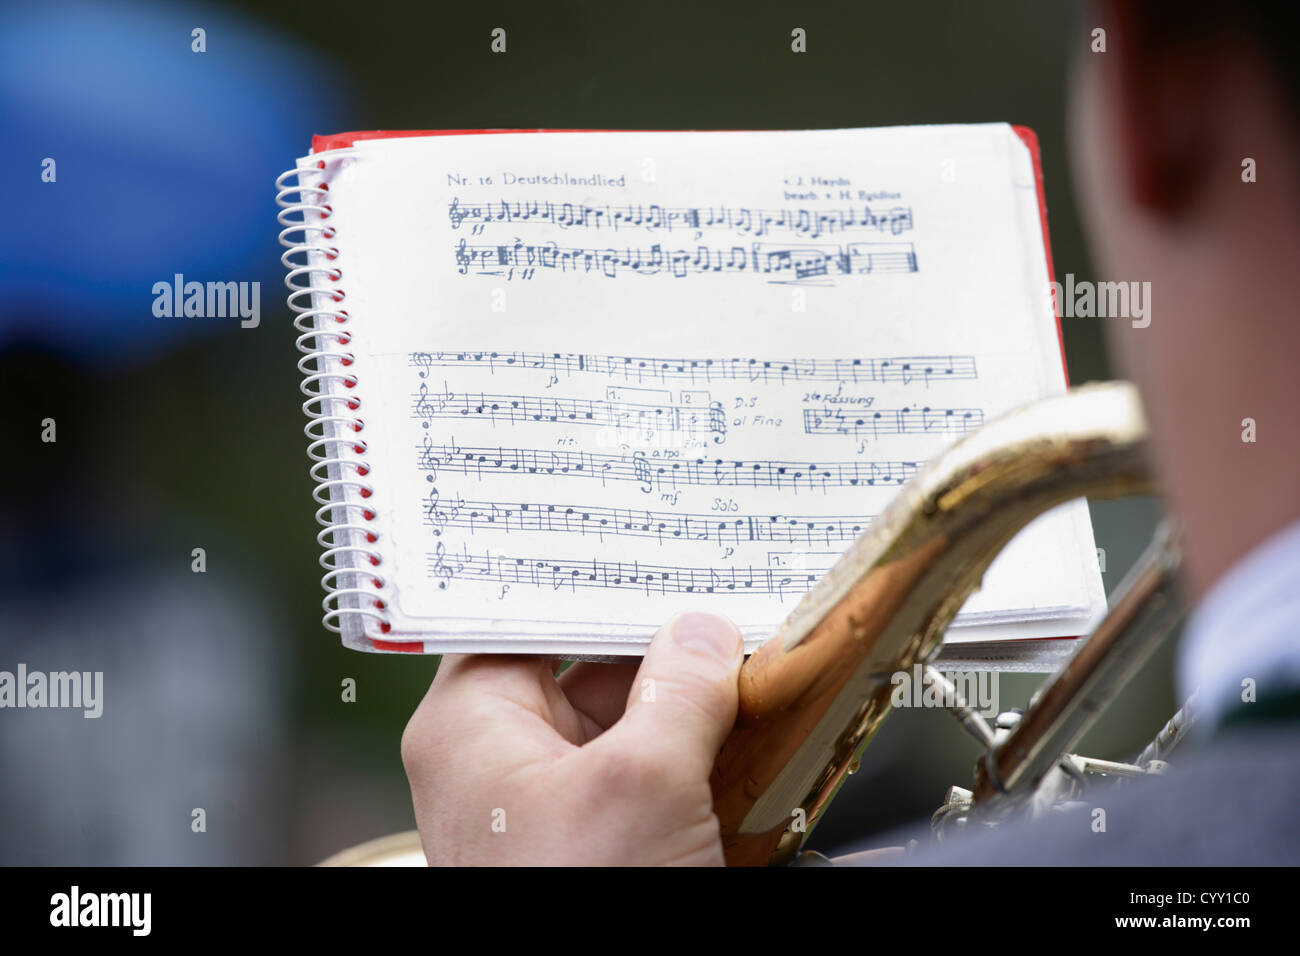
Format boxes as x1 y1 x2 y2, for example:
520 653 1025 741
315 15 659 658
401 611 744 865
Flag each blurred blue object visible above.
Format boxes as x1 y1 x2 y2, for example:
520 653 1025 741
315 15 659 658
0 0 349 361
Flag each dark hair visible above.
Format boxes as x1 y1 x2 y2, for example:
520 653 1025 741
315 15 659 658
1132 0 1300 121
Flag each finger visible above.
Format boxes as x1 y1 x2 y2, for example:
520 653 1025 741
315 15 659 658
432 653 550 705
602 611 743 780
426 654 569 735
407 654 575 769
557 659 641 730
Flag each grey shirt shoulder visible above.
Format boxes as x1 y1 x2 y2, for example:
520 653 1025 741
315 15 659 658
887 726 1300 866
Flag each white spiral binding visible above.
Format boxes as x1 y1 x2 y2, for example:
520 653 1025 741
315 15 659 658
276 161 392 639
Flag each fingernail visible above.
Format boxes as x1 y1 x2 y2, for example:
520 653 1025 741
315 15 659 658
671 611 742 663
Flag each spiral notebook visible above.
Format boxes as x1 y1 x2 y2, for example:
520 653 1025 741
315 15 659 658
275 124 1105 660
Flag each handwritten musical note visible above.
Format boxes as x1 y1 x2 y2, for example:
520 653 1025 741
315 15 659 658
422 497 873 547
410 390 726 443
453 238 917 284
405 351 977 386
427 549 826 601
803 405 984 439
411 443 923 495
448 197 915 241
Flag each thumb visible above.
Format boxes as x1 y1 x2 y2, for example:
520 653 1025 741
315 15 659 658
605 611 744 780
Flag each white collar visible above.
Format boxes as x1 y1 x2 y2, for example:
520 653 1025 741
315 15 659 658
1176 518 1300 734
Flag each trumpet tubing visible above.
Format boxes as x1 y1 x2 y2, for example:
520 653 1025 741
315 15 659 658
710 382 1153 865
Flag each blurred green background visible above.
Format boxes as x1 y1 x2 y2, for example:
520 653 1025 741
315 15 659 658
3 0 1170 863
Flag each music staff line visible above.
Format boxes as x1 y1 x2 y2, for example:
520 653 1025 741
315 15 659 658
422 493 875 547
428 547 827 600
455 238 917 283
408 350 977 388
448 198 914 241
415 442 924 495
804 405 984 439
412 386 727 442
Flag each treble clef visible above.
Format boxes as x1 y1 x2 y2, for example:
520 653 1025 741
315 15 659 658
448 198 469 229
431 541 453 590
415 382 433 429
420 434 438 477
424 484 449 536
455 237 472 274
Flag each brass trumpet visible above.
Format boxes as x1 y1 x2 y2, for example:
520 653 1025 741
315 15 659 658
711 380 1187 865
328 381 1189 867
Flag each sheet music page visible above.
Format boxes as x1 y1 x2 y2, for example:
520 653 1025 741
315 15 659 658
319 125 1103 652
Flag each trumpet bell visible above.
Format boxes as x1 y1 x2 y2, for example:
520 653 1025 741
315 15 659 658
318 830 427 867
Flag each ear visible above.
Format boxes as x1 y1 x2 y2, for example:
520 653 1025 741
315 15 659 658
1093 0 1217 218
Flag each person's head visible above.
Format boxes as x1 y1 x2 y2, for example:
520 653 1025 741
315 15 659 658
1070 0 1300 597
